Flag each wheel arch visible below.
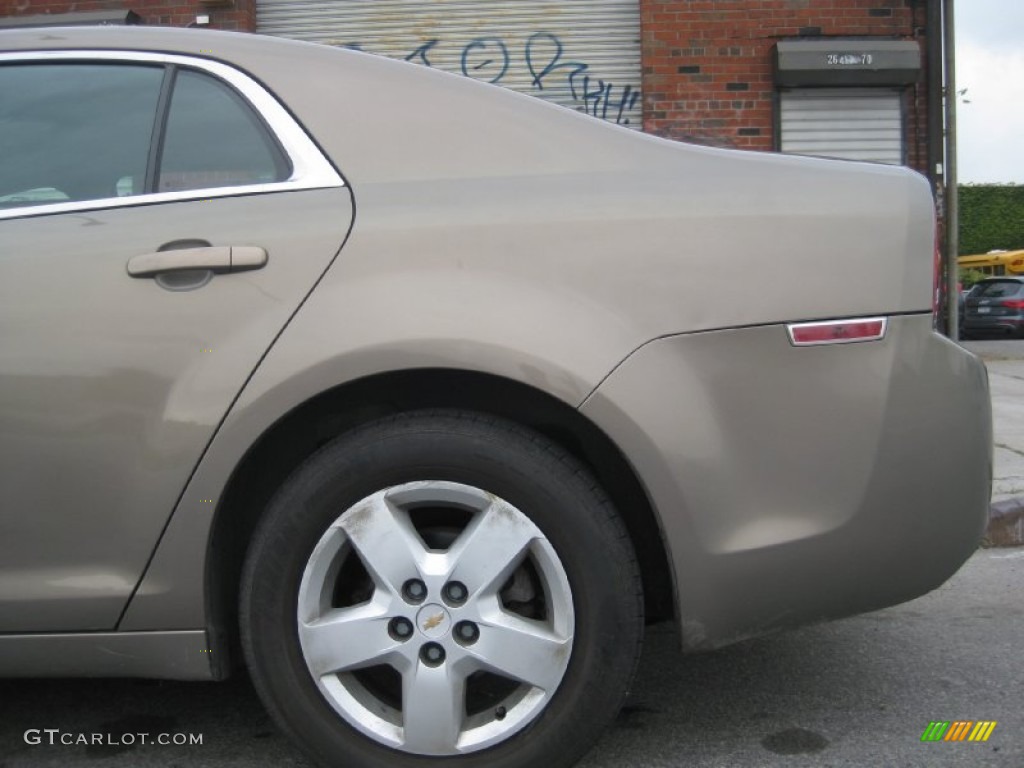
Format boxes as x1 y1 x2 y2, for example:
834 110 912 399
206 368 675 674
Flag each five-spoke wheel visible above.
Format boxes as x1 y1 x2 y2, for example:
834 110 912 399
241 411 642 768
296 481 574 754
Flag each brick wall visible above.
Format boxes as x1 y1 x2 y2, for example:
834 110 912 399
639 0 931 174
0 0 253 31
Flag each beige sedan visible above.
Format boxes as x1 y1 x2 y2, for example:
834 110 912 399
0 25 991 768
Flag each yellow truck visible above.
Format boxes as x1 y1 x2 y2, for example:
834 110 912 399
959 249 1024 277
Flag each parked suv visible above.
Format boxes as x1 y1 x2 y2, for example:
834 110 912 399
963 277 1024 338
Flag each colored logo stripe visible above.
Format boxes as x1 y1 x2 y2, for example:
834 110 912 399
921 721 997 742
944 721 973 741
969 722 997 742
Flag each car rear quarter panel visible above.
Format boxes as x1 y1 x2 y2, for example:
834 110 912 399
581 315 991 648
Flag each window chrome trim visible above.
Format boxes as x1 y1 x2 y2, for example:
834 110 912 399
786 316 888 346
0 50 344 221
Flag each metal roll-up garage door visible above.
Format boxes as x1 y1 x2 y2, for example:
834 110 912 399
780 88 904 165
256 0 642 128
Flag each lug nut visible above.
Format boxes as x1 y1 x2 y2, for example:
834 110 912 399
420 642 446 667
443 581 468 606
454 620 479 645
402 578 427 604
389 617 414 640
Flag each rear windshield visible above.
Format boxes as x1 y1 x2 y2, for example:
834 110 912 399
973 281 1024 298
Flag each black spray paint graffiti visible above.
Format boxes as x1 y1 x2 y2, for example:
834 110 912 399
346 32 640 125
525 32 640 125
460 37 510 84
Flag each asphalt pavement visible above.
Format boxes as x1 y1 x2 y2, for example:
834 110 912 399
0 338 1020 768
966 340 1024 501
1 547 1020 768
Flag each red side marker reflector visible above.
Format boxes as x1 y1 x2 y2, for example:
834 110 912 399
787 317 887 346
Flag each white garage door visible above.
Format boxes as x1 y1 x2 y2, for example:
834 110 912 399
780 88 904 165
256 0 642 128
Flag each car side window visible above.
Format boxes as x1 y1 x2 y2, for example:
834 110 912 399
0 63 163 209
158 69 290 193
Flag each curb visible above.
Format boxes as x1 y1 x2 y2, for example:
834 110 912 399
986 497 1024 547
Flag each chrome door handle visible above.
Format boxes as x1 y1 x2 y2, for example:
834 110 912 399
127 246 267 278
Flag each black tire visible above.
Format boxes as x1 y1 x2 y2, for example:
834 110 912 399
240 409 643 768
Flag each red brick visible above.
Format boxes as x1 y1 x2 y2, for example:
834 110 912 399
1 0 254 30
640 0 929 173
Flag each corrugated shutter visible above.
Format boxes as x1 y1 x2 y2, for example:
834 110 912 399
780 88 904 165
255 0 642 128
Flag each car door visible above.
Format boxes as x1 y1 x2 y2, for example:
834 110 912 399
0 51 352 631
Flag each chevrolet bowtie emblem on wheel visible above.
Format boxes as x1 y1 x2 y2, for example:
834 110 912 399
423 613 445 631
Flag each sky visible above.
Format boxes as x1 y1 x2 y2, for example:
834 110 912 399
955 1 1024 184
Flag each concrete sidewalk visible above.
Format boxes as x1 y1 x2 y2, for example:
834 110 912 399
960 339 1024 545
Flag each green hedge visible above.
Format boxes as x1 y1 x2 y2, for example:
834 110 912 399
959 184 1024 256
